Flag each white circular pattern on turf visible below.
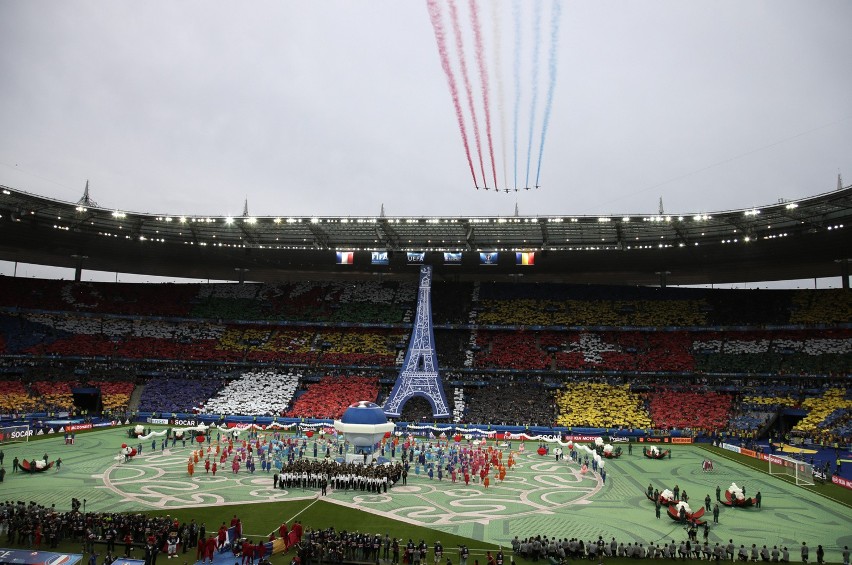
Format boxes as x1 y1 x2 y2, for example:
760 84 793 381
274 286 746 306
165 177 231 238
100 445 601 523
101 447 297 508
326 451 602 527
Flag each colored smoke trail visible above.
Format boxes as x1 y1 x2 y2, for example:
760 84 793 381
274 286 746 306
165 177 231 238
524 0 542 189
448 0 487 188
535 0 562 188
490 2 508 192
511 0 521 190
427 0 479 188
469 0 498 191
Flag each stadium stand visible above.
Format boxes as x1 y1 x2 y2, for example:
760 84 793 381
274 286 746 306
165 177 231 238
0 278 849 438
0 379 37 413
286 375 380 419
138 376 224 414
555 383 652 429
200 370 300 415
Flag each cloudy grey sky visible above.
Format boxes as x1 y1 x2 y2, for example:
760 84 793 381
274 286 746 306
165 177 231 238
1 0 851 223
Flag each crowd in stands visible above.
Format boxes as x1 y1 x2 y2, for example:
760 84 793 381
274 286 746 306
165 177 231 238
474 331 552 370
317 328 406 367
237 328 319 365
0 277 849 440
30 380 77 413
452 388 465 423
795 388 851 437
286 375 380 419
92 381 135 411
789 288 852 325
463 381 555 426
645 388 733 432
398 396 441 423
201 370 299 416
0 380 36 413
138 376 224 414
434 330 468 368
555 383 652 430
2 278 850 327
2 290 849 377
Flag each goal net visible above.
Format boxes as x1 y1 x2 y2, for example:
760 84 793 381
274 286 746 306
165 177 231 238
768 453 814 486
0 424 32 444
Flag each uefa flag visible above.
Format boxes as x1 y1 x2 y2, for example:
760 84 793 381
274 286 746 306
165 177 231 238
336 251 354 265
515 252 535 265
479 252 499 265
444 252 463 264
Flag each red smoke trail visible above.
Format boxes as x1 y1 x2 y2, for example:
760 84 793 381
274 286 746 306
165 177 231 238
469 0 498 191
447 0 487 189
427 0 479 188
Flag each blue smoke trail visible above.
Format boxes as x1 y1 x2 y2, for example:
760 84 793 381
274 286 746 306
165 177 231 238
524 0 542 189
535 0 562 188
512 0 521 191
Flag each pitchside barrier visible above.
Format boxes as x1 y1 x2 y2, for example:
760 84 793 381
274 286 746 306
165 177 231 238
0 424 32 444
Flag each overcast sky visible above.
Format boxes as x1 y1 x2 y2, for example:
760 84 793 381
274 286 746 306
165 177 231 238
1 0 851 222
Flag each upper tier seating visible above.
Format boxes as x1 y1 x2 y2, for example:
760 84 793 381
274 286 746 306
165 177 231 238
3 278 846 326
2 308 848 376
789 289 852 325
473 331 551 370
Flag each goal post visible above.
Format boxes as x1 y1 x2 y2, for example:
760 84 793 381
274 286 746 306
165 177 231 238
0 424 32 444
768 453 814 486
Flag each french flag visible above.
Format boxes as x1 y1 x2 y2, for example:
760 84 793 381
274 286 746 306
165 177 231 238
336 251 354 265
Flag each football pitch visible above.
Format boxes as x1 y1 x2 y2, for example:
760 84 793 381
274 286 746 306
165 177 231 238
1 427 850 554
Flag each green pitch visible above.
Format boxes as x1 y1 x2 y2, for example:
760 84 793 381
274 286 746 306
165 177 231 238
1 427 850 554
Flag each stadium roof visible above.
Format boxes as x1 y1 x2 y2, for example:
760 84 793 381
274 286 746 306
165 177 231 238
1 184 851 286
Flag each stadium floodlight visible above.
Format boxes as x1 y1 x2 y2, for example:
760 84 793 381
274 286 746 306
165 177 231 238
768 454 815 486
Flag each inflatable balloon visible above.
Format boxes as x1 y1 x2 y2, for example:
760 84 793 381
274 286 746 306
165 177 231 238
121 443 127 449
130 448 137 456
196 435 205 443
